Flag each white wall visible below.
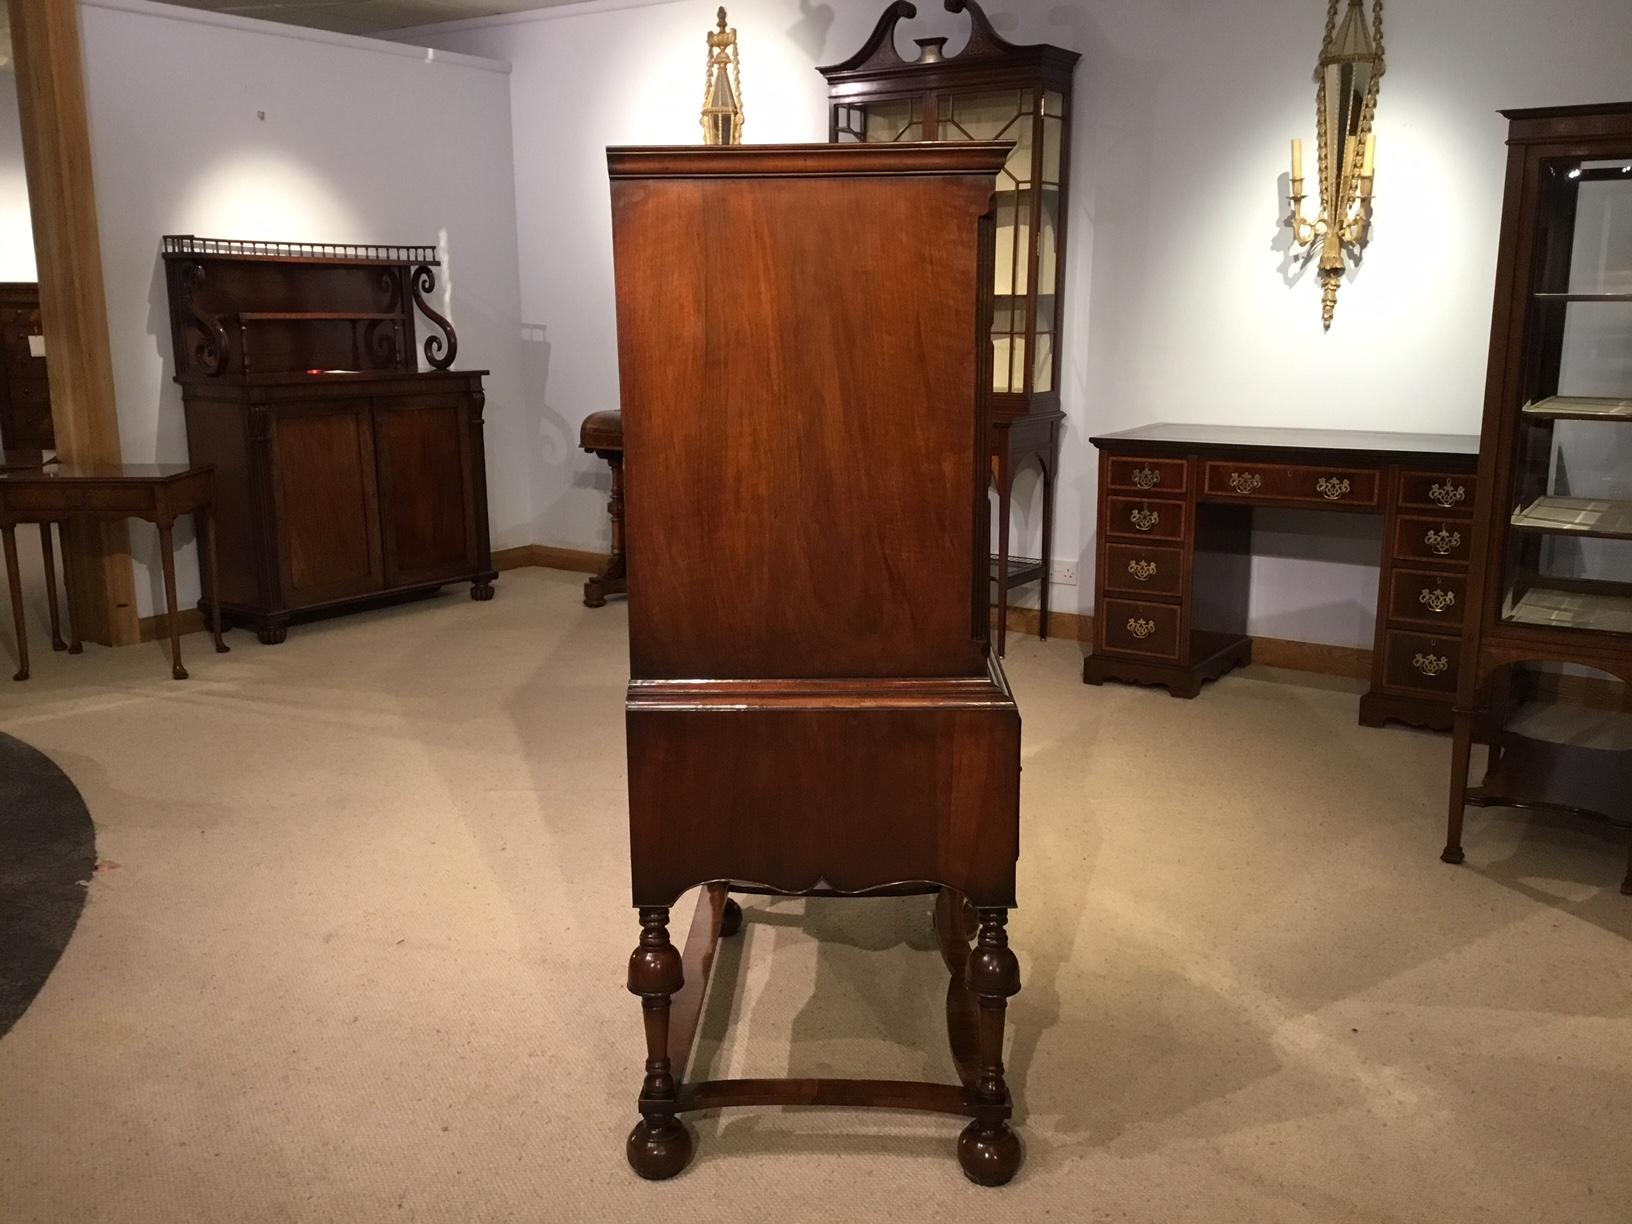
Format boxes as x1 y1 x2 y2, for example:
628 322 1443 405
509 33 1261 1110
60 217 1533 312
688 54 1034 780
81 0 529 616
0 64 36 282
405 0 1632 648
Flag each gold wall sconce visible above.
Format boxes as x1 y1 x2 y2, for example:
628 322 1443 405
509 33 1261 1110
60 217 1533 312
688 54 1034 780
701 7 744 146
1287 0 1384 329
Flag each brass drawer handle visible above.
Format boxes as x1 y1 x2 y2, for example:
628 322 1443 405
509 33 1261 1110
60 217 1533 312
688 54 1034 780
1129 507 1160 532
1419 587 1455 614
1424 526 1461 556
1316 476 1352 500
1228 471 1262 494
1429 481 1466 508
1127 559 1158 582
1127 617 1158 640
1412 652 1450 677
1131 465 1161 489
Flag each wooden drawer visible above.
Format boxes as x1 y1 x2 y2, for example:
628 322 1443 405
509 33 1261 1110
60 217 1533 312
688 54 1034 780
1104 542 1184 596
1398 471 1476 514
1385 567 1468 630
1106 495 1186 542
1202 461 1379 508
1099 597 1181 660
1380 628 1461 696
1107 456 1187 495
1 483 154 515
1394 515 1471 565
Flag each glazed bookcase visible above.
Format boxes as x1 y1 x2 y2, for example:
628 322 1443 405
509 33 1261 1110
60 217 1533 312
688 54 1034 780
1446 102 1632 895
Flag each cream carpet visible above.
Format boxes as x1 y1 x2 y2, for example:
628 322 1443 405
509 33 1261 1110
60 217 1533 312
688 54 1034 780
0 567 1628 1224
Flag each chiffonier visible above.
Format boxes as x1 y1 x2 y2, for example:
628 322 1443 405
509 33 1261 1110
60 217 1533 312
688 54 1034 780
1083 424 1480 729
162 237 494 643
609 142 1026 1185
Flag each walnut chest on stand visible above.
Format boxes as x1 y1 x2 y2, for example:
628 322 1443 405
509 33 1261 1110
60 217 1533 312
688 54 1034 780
608 143 1026 1184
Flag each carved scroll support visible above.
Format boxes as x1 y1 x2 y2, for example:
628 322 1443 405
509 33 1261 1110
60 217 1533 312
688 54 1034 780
411 264 458 370
177 262 228 376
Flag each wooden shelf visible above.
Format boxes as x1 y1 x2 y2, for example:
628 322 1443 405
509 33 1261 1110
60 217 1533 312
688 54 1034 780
1511 496 1632 538
1522 396 1632 421
990 553 1046 587
1533 292 1632 302
1506 582 1632 634
1467 729 1632 826
236 311 402 323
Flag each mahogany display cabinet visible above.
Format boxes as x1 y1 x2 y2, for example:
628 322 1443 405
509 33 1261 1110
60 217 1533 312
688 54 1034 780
162 237 494 644
609 143 1026 1184
821 0 1078 654
1445 102 1632 895
0 282 50 451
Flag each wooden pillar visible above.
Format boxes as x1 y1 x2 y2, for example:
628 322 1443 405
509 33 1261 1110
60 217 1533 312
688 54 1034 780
7 0 138 645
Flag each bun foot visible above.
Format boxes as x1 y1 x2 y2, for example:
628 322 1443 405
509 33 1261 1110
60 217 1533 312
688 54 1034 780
471 580 495 602
957 1119 1021 1186
627 1115 693 1180
719 898 743 938
257 624 288 646
1440 846 1465 865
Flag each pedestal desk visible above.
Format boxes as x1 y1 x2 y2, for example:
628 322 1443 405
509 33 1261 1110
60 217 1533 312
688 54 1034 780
1083 424 1480 729
609 142 1026 1184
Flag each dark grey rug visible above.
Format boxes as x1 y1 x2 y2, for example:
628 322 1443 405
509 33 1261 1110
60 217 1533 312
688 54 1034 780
0 732 96 1038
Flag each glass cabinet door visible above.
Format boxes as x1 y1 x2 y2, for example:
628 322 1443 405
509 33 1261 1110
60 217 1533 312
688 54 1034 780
832 87 1067 397
1502 156 1632 635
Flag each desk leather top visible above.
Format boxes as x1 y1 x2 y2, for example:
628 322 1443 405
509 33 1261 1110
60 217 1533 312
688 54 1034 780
1090 423 1480 464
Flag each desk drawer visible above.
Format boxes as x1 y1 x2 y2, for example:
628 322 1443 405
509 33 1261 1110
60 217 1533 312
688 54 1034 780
1202 461 1379 508
1385 567 1468 630
1104 542 1184 596
1106 496 1186 542
1099 597 1181 660
1380 628 1461 696
1398 471 1476 514
1394 515 1471 565
1107 456 1187 495
3 484 153 515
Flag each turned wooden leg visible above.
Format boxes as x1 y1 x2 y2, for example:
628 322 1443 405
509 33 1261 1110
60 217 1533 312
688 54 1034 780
2 523 27 681
994 452 1011 658
958 908 1022 1186
39 524 66 652
198 509 229 654
158 521 187 680
1038 453 1054 643
626 906 692 1179
1442 710 1474 865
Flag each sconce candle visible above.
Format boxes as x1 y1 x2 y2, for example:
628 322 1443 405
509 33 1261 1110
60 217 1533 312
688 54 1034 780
1284 0 1385 329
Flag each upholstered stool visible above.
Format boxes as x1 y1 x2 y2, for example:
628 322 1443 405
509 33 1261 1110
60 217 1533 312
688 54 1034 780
579 410 627 608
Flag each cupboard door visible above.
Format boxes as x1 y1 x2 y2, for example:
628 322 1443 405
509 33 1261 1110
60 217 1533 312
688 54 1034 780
269 400 386 605
372 393 477 587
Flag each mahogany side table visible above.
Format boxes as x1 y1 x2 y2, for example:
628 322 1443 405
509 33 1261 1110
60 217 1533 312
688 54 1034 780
0 463 228 680
579 410 627 607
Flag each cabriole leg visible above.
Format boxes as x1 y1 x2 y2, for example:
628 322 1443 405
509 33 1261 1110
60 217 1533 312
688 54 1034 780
958 908 1022 1186
626 906 692 1179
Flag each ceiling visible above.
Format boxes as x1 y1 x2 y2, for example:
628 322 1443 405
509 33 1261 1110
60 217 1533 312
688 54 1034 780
156 0 572 37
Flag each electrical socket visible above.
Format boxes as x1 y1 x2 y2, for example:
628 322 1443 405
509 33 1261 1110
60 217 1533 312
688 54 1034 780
1049 559 1078 586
